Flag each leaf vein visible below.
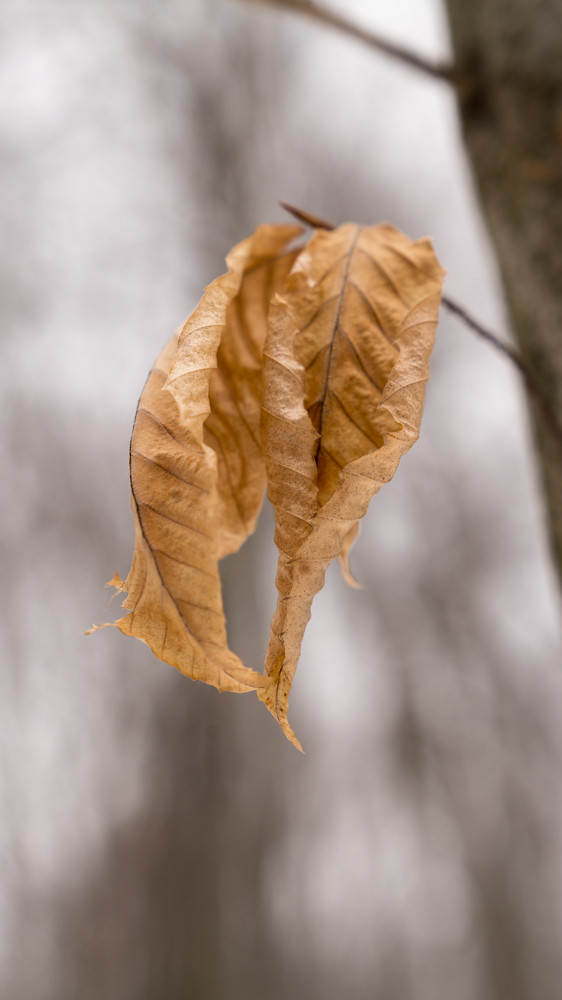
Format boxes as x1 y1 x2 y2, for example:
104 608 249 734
131 451 210 493
137 501 212 537
329 390 382 449
347 280 396 346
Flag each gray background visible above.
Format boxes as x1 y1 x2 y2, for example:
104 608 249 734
2 1 562 997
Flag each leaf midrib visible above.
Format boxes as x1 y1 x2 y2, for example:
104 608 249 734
314 226 361 452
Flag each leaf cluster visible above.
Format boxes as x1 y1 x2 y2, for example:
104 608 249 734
91 220 444 749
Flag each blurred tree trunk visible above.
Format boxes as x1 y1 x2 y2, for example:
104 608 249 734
445 0 562 584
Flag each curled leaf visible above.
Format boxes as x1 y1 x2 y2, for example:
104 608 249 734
339 521 361 589
92 216 445 750
259 223 444 744
91 224 300 693
167 224 301 558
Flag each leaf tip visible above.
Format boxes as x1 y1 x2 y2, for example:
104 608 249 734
338 523 362 589
279 717 305 753
258 677 304 752
85 622 104 636
339 557 363 590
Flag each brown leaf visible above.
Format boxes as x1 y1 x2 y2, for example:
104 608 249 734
259 223 445 746
91 224 301 693
92 217 444 749
167 224 301 557
339 521 361 589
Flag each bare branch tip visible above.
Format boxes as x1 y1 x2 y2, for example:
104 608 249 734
255 0 457 86
442 295 562 454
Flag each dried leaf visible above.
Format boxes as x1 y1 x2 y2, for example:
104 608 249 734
339 521 361 589
259 223 444 746
168 224 301 558
90 225 300 693
92 216 444 750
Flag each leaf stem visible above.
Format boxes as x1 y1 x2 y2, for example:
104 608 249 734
246 0 457 85
279 202 335 231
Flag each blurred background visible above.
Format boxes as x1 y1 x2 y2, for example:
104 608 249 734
2 1 562 997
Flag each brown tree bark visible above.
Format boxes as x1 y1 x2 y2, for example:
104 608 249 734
445 0 562 585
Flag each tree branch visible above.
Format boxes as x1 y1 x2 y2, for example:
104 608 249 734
442 296 562 454
246 0 457 84
441 295 522 370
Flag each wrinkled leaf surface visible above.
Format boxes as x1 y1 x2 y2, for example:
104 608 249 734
91 225 300 692
260 223 444 745
92 219 444 749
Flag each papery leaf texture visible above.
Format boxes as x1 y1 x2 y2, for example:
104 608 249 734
259 223 444 746
89 224 301 693
92 219 444 748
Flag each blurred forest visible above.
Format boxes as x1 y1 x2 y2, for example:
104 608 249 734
2 1 562 998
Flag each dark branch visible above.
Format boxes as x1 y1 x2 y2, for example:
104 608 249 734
441 295 523 371
247 0 457 85
442 296 562 453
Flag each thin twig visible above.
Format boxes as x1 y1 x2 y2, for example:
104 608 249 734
442 296 562 452
441 296 523 373
247 0 457 84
